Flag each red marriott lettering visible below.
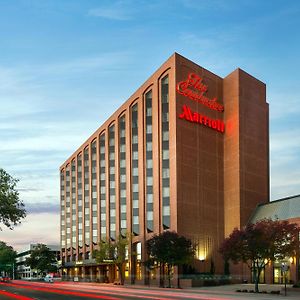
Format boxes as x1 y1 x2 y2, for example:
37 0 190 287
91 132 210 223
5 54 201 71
179 105 225 133
176 73 224 112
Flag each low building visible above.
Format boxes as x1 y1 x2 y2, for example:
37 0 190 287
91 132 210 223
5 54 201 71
250 194 300 284
16 244 60 280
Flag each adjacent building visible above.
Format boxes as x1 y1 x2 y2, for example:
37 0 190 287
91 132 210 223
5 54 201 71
250 194 300 284
16 244 60 280
60 53 269 284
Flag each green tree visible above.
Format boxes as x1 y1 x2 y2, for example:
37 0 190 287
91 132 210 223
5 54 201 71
0 168 26 230
219 219 299 293
25 244 57 276
0 241 16 277
93 235 129 285
146 231 194 288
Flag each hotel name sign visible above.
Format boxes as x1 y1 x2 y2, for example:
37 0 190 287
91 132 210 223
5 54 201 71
176 73 225 133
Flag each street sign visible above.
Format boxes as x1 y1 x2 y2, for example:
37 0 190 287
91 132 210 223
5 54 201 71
281 263 288 272
281 263 289 296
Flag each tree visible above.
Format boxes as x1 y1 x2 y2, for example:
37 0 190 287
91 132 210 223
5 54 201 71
93 235 129 285
25 244 57 276
0 168 26 230
219 219 299 293
0 241 16 277
146 231 194 288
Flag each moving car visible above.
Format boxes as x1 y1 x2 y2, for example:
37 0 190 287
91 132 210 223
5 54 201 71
44 274 54 283
0 276 10 283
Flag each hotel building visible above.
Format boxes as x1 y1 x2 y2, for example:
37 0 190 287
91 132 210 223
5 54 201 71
60 53 269 284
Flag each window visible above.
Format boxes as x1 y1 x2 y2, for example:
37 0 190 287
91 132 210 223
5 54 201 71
146 160 153 169
162 150 169 159
132 151 138 160
120 175 126 183
132 167 138 176
163 187 170 197
146 177 153 186
133 184 139 193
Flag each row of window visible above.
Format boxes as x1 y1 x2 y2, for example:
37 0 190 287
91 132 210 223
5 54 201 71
61 75 170 249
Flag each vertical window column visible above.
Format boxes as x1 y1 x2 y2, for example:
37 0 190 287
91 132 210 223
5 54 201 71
119 116 127 236
60 170 66 250
145 91 153 232
109 126 116 240
91 141 98 244
99 134 106 241
161 76 170 229
65 165 71 248
71 160 76 252
131 104 139 235
84 148 90 246
77 154 83 249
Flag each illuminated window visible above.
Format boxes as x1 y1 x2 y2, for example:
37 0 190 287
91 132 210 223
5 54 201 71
136 242 142 280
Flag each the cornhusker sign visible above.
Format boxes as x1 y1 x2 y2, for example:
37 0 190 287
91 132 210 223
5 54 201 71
176 73 224 112
179 105 225 133
176 73 225 133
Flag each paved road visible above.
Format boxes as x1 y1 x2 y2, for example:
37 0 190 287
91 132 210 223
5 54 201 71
0 280 299 300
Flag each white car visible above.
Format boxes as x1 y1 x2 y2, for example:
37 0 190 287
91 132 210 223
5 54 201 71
44 274 54 283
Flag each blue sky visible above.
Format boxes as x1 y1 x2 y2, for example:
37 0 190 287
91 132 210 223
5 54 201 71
1 0 299 250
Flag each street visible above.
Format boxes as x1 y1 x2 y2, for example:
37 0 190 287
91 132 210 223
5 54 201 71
0 280 300 300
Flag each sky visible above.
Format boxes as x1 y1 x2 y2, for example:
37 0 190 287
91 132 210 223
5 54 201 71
0 0 299 251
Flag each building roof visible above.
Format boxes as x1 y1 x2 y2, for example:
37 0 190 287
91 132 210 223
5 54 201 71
17 243 60 256
250 194 300 223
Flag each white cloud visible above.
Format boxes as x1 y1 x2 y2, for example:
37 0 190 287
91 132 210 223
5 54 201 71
270 128 300 199
270 170 300 200
1 213 60 251
88 8 131 20
270 102 300 120
88 1 134 21
270 129 300 153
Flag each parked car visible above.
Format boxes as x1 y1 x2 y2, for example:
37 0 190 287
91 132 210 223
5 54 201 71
0 276 10 283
